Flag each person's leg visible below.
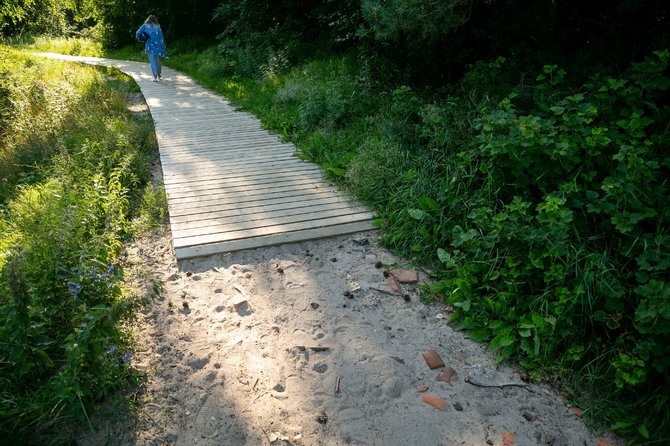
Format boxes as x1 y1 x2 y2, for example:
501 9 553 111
147 52 158 80
155 55 162 79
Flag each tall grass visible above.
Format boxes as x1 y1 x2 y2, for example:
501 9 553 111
0 46 161 443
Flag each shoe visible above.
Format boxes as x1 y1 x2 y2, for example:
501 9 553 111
152 78 158 82
158 74 162 80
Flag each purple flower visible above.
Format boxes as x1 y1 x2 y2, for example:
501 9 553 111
67 281 81 300
121 351 132 364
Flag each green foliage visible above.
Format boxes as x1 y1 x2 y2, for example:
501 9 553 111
422 51 670 440
360 0 471 42
0 47 157 442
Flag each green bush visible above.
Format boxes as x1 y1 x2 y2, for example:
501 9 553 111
424 51 670 439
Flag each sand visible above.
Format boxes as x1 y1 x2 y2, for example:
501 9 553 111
86 225 625 446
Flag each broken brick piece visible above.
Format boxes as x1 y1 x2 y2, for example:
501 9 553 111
390 269 419 284
436 367 458 386
502 432 515 446
422 349 445 369
233 299 248 309
384 276 402 294
421 394 448 411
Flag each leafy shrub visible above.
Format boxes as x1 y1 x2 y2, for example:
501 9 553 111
425 50 670 439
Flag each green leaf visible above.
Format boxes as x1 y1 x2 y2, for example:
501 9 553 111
467 328 492 341
325 166 346 177
407 208 427 220
437 248 450 264
489 332 515 351
455 299 471 312
638 424 650 439
417 196 439 210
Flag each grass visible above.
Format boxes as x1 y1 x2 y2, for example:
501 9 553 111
0 45 164 443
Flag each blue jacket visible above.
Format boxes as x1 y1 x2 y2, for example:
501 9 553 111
135 23 167 58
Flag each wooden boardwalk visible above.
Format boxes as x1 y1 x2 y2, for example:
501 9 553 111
37 53 375 259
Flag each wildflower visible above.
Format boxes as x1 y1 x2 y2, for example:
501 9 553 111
105 345 118 354
121 351 133 364
67 281 81 300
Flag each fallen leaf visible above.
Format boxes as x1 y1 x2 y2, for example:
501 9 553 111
421 394 448 411
502 431 515 446
595 439 615 446
436 367 458 386
416 384 429 393
421 349 445 369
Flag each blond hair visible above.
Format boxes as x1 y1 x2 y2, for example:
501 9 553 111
144 15 159 25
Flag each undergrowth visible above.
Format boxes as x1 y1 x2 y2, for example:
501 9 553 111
0 46 161 443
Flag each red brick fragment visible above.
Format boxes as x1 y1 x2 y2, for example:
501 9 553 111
421 394 448 411
384 276 402 294
390 269 419 283
436 367 458 386
421 349 445 369
502 432 515 446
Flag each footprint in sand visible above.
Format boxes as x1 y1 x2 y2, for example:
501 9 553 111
286 281 304 290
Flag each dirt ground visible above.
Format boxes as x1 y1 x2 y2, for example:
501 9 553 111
79 225 625 446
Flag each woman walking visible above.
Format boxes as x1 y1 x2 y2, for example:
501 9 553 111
135 15 167 82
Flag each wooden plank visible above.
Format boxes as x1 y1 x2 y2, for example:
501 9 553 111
168 194 349 220
165 171 323 194
167 177 327 201
169 195 356 226
157 134 284 148
173 212 374 248
171 200 366 231
160 150 296 168
161 158 309 176
162 165 321 187
159 141 288 155
172 205 371 239
175 221 376 259
167 183 341 209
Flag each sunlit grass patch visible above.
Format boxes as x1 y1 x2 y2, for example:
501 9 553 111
0 44 162 443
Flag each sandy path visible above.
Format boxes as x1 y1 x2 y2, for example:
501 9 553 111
104 226 617 446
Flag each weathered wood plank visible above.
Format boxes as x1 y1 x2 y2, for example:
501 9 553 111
172 205 371 239
173 214 375 248
175 221 376 259
169 195 356 226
